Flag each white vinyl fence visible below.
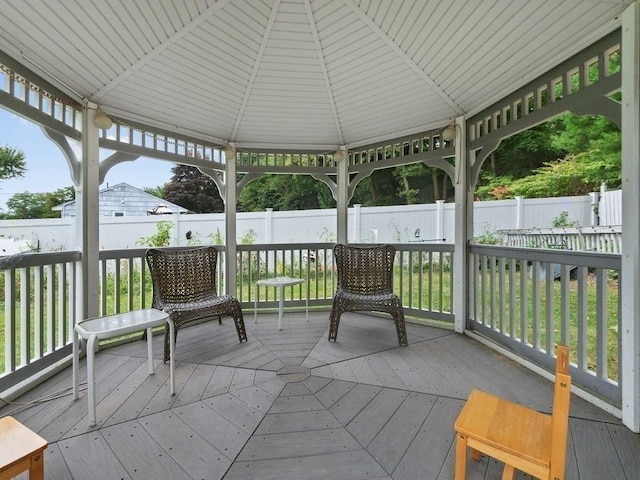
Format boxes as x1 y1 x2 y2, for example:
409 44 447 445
0 192 617 253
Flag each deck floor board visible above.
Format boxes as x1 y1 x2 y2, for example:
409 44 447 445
1 311 634 479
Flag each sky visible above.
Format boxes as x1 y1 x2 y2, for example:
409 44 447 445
0 108 174 212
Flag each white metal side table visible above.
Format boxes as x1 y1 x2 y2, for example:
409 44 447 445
72 309 175 426
254 276 308 329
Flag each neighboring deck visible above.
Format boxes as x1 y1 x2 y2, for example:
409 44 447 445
1 312 637 480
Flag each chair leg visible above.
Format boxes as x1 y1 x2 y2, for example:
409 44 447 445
232 302 247 342
393 311 407 346
454 434 468 480
501 464 515 480
164 325 170 363
328 307 341 341
164 323 180 363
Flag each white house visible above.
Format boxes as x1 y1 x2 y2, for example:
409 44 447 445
53 182 189 217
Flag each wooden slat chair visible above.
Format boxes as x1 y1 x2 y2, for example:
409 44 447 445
454 345 571 480
328 243 407 346
146 246 247 361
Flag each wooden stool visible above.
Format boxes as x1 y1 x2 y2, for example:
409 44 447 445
0 416 47 480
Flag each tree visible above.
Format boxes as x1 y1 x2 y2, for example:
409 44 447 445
239 174 334 211
352 169 403 206
144 184 167 198
476 113 620 200
2 187 75 219
394 164 425 204
393 163 453 204
552 114 621 189
475 123 564 200
507 153 606 197
163 165 224 213
0 145 27 180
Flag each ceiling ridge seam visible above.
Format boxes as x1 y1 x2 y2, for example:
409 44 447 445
229 0 283 142
342 0 464 115
91 0 233 101
304 0 345 145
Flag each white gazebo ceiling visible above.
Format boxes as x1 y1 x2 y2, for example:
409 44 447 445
0 0 632 150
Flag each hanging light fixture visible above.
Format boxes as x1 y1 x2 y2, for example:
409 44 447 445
93 109 113 130
442 124 456 142
225 144 236 161
333 145 346 163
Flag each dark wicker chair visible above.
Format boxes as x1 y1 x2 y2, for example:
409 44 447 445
145 246 247 361
328 243 407 345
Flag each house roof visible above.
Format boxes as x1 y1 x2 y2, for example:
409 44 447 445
0 0 632 150
52 182 190 213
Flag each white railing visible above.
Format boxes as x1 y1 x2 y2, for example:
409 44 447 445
469 244 621 404
0 251 81 390
0 243 454 393
499 225 622 253
237 243 455 323
2 242 621 406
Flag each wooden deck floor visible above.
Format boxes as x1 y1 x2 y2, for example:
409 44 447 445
1 312 638 479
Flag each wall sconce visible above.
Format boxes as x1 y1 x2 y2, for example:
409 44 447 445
442 124 456 142
333 146 346 163
225 144 236 161
93 110 113 130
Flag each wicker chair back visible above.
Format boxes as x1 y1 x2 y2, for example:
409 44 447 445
145 246 247 361
328 244 407 346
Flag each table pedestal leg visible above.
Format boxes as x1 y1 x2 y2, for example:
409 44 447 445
278 285 285 330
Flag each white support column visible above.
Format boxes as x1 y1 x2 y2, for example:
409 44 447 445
336 146 349 244
265 208 273 243
515 196 524 229
621 1 640 433
224 146 238 296
352 204 361 243
436 200 445 242
452 116 468 333
171 211 180 246
77 104 101 320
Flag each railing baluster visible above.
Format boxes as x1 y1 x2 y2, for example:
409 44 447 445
480 255 487 325
560 264 571 345
57 263 66 349
68 261 77 346
577 266 588 370
127 258 134 311
519 259 527 344
471 254 478 322
20 267 31 365
100 259 107 315
498 257 505 333
596 268 608 379
489 255 496 330
114 259 121 314
34 266 44 358
46 264 55 354
509 258 516 338
5 269 16 373
545 261 554 355
532 261 540 349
